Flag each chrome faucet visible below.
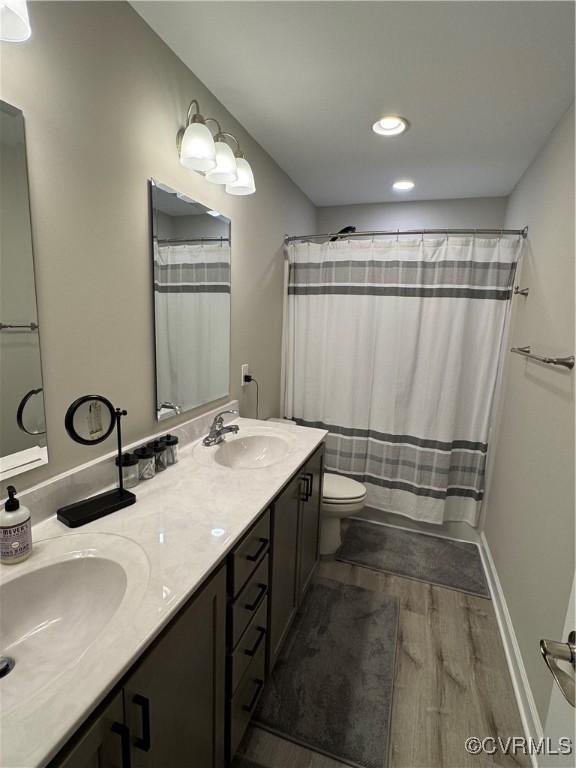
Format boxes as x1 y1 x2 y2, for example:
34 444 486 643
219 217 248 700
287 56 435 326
203 410 239 446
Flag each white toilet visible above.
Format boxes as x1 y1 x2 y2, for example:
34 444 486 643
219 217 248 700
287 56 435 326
320 473 367 555
267 419 367 555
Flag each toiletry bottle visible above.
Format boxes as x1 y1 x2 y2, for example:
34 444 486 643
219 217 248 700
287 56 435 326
1 486 32 565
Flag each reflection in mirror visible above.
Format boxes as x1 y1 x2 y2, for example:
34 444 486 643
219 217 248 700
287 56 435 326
0 101 48 480
64 395 116 445
150 180 231 421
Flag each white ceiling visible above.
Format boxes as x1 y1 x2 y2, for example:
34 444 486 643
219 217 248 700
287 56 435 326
133 1 575 206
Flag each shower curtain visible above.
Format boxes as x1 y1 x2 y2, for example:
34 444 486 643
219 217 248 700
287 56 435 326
154 242 230 411
283 236 522 526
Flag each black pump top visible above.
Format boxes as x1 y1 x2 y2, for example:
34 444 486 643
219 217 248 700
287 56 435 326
161 434 179 446
5 486 20 512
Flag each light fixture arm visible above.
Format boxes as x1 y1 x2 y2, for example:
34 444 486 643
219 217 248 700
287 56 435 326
205 117 223 135
216 131 244 157
186 99 206 125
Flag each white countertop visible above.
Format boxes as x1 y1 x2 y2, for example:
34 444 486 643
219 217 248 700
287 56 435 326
0 418 326 768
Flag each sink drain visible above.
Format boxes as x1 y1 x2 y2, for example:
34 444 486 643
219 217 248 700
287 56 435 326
0 656 15 678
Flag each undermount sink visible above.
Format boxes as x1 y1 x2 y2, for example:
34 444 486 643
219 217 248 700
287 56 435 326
194 425 296 470
0 532 149 713
215 434 290 469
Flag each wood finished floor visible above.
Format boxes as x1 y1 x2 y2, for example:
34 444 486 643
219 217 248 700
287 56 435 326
236 559 529 768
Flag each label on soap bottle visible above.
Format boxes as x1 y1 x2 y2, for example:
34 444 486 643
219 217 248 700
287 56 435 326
0 518 32 562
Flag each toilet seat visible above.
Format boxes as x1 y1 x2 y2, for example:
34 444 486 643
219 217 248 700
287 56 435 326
323 473 366 504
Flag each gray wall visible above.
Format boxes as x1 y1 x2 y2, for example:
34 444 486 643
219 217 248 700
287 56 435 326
1 1 315 494
484 104 575 724
316 196 507 234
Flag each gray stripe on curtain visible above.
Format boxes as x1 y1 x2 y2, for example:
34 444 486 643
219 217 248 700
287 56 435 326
288 286 512 300
291 259 516 289
342 472 485 501
153 284 231 294
293 419 488 452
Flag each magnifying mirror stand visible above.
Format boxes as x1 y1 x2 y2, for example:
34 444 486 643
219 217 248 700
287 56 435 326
57 409 136 528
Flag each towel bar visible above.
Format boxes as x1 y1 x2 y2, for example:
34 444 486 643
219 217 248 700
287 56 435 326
511 346 574 370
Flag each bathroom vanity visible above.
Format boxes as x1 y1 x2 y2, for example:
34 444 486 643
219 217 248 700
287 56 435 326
0 417 325 768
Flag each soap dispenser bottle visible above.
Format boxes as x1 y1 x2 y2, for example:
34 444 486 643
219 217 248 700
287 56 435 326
1 486 32 565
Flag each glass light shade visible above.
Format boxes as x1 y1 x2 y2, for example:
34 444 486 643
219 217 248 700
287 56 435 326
225 158 255 196
205 141 238 184
0 0 31 42
179 122 216 172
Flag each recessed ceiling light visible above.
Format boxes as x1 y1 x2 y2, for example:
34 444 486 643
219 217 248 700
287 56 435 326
206 209 221 217
393 179 415 191
372 115 409 136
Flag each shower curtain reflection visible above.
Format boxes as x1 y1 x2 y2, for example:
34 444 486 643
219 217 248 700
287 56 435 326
154 241 230 418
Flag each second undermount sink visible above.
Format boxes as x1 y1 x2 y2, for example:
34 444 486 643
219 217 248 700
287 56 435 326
215 434 290 469
194 425 296 470
0 532 149 713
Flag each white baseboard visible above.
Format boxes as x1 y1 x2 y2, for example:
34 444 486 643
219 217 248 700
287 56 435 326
480 532 543 767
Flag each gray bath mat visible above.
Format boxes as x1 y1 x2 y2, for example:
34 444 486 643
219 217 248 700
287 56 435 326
254 578 399 768
338 520 490 598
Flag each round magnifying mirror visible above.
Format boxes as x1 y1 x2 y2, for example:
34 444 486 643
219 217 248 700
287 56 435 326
64 395 116 445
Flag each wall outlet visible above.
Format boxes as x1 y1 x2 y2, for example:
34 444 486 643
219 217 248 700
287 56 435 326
241 363 250 387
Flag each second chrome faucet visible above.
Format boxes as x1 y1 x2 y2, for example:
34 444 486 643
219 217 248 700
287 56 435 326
203 410 240 447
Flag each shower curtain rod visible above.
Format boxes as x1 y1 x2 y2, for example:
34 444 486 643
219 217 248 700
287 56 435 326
284 226 528 244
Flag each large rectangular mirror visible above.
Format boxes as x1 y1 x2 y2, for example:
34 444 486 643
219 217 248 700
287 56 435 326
150 180 231 421
0 101 48 480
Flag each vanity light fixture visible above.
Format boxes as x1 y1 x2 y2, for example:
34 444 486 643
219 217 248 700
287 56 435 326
178 100 217 172
392 179 415 191
177 100 256 195
372 115 409 137
0 0 31 42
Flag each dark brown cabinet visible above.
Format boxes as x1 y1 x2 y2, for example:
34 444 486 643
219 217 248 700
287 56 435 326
52 566 227 768
269 444 324 672
50 442 325 768
53 692 125 768
268 472 301 670
297 446 324 603
125 564 226 768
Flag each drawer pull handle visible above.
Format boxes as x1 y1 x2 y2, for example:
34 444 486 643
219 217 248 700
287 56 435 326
300 472 313 501
244 626 266 657
244 583 267 611
242 678 264 713
132 694 151 752
111 722 132 768
246 537 269 562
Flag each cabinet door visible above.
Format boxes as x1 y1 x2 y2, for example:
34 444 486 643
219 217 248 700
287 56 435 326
53 692 127 768
297 445 324 604
269 473 300 670
124 565 226 768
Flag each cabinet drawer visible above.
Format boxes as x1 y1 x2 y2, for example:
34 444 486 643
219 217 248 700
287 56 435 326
230 595 268 695
229 634 266 759
231 509 270 598
232 555 269 648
